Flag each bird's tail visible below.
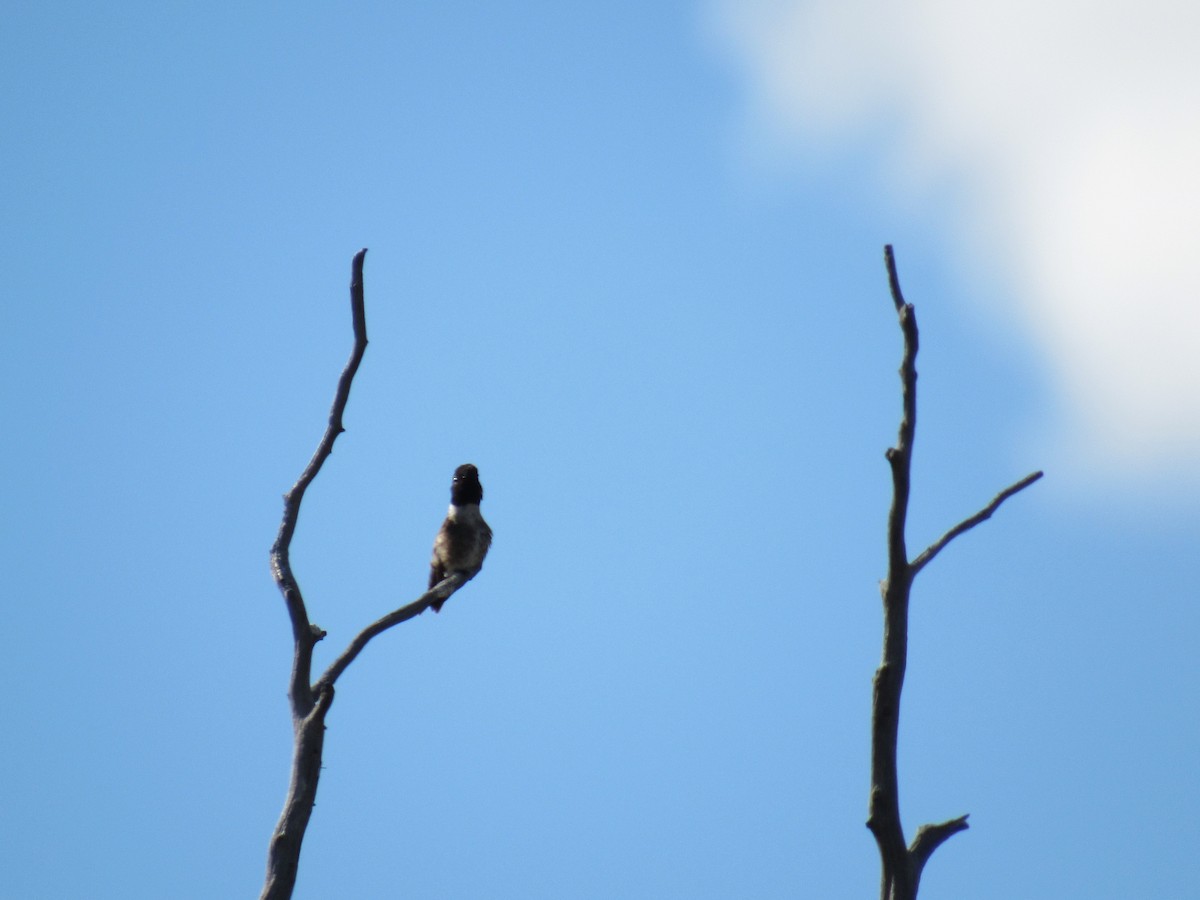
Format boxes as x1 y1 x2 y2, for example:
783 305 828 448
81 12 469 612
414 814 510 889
429 567 445 613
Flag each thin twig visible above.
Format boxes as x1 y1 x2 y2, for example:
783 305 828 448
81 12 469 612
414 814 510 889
885 244 907 312
910 471 1044 577
315 574 468 691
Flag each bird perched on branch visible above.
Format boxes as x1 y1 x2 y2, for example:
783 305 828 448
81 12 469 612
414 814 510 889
429 463 492 613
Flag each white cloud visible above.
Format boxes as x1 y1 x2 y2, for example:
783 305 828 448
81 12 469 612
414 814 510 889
707 0 1200 481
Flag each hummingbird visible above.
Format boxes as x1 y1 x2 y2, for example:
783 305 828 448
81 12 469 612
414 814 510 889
428 463 492 613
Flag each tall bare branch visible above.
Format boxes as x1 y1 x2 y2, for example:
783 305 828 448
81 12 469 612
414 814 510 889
262 248 368 899
260 251 487 899
267 248 368 717
866 245 1040 900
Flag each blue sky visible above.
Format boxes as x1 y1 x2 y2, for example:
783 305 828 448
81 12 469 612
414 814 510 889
2 3 1197 898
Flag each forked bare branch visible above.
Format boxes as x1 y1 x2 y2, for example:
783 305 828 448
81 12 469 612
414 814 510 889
867 245 1040 900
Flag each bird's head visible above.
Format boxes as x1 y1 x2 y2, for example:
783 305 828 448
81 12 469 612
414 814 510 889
450 463 483 505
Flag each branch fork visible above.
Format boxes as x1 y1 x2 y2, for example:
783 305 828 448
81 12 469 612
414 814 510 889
869 245 1041 900
260 251 476 900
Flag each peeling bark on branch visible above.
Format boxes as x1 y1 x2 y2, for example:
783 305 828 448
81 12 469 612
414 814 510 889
867 245 1041 900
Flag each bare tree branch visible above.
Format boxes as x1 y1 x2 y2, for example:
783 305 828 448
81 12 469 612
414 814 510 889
868 250 919 898
910 471 1044 578
885 243 908 313
261 251 492 899
268 248 368 717
909 814 971 880
867 245 1040 900
261 684 335 900
261 249 368 900
315 574 468 691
